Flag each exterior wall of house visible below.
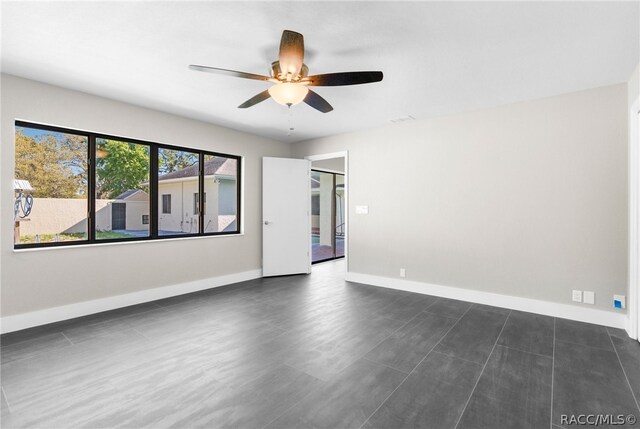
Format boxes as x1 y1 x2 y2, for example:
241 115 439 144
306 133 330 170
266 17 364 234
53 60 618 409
158 178 220 234
203 178 220 233
218 180 237 216
123 201 149 231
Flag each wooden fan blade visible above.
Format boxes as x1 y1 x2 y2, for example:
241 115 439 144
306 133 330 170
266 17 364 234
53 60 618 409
303 89 333 113
302 71 383 86
189 65 273 82
238 90 271 109
279 30 304 79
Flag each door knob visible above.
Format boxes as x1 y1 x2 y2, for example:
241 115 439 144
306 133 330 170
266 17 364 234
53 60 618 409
264 221 272 225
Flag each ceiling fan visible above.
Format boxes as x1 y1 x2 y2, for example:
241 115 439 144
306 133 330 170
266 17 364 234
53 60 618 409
189 30 383 113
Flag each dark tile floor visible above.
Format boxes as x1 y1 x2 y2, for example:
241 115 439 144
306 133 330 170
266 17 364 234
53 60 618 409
1 260 639 428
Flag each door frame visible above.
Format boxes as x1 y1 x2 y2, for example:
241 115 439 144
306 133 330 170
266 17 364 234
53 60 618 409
305 151 349 273
630 98 639 340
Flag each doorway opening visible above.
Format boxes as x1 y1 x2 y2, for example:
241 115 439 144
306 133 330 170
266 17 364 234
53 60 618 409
311 169 345 263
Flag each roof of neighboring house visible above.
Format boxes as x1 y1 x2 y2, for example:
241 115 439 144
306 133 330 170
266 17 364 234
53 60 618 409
158 158 237 181
115 189 143 200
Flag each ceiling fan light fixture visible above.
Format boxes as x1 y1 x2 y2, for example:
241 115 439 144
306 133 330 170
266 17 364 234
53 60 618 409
268 82 309 106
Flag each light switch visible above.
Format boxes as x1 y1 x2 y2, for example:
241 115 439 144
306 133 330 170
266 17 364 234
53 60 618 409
355 205 369 215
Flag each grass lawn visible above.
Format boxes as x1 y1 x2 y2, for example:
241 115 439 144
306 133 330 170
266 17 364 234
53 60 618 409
19 231 135 244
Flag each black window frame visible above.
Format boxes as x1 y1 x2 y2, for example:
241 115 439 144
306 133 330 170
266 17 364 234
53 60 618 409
14 120 242 249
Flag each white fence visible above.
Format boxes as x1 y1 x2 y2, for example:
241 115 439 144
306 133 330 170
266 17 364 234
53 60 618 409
17 198 113 236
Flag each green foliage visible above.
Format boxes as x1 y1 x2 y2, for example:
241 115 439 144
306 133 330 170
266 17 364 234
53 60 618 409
158 149 198 175
96 140 150 198
15 129 87 198
19 230 134 244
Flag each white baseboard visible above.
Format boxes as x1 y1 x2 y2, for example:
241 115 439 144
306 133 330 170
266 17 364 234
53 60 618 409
0 269 263 334
345 272 628 330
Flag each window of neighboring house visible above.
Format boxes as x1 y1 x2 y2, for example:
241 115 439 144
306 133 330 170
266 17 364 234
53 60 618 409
194 192 206 215
162 194 172 214
14 121 242 249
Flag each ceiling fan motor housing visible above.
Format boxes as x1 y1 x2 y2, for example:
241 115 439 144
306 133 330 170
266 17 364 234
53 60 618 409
271 61 309 81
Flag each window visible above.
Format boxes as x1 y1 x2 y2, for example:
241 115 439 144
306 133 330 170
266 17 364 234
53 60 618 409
162 194 172 214
95 137 150 240
14 126 89 245
14 121 242 248
204 154 239 233
158 147 199 236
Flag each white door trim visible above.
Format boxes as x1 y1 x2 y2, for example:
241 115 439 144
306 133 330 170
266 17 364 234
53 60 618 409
630 98 640 340
306 151 349 273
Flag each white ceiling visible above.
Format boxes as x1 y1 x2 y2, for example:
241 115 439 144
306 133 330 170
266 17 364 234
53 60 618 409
2 1 638 143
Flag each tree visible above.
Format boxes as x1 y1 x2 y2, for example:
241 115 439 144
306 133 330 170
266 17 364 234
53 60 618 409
96 140 150 198
158 149 198 175
14 129 85 198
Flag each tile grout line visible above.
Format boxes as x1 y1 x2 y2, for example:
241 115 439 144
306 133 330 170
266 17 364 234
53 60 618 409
1 386 13 414
496 344 553 360
607 331 640 413
352 299 468 374
60 331 75 346
452 309 512 429
358 305 475 429
553 337 618 352
550 317 556 429
348 307 442 369
427 349 484 366
259 364 324 429
361 357 410 376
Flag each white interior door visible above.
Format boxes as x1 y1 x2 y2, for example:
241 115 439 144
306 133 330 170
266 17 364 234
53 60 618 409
263 157 311 277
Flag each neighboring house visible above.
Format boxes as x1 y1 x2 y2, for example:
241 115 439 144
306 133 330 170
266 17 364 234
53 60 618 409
157 157 237 234
108 189 149 232
107 158 238 234
15 159 237 240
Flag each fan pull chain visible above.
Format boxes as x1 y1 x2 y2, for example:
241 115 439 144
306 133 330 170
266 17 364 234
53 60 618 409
287 105 295 136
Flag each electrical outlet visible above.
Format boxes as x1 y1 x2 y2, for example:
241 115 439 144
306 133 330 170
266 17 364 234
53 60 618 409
399 268 406 278
583 291 595 305
572 290 582 303
614 295 626 309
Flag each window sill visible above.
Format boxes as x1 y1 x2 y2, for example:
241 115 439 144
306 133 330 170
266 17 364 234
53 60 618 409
12 232 244 253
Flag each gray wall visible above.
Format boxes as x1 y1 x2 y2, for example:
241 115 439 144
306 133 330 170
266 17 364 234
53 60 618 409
1 74 291 316
629 63 639 110
312 157 345 173
293 84 628 313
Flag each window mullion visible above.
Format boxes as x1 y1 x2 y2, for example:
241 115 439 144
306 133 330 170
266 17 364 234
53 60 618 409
150 145 159 239
199 152 205 235
88 135 96 242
